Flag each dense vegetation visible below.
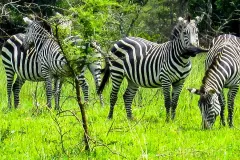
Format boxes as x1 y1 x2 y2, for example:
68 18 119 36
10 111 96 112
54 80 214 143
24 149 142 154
0 0 240 159
1 0 240 46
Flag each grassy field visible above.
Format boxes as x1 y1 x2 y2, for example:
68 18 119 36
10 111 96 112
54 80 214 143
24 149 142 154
1 54 240 159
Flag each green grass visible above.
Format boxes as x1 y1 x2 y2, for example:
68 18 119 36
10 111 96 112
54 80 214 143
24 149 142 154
1 54 240 159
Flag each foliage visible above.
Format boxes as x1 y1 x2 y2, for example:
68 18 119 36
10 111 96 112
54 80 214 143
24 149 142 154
1 54 240 159
1 0 240 45
47 0 120 74
188 0 240 36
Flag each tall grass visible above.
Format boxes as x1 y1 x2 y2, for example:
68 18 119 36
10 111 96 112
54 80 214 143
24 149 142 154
0 53 240 159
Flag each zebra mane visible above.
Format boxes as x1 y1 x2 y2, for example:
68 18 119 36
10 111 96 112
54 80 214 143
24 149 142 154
24 16 52 35
200 53 222 93
37 20 52 34
23 18 53 51
33 20 53 35
170 23 184 40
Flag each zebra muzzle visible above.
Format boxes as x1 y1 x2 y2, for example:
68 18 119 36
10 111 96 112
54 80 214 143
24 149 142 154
202 119 211 129
185 46 209 57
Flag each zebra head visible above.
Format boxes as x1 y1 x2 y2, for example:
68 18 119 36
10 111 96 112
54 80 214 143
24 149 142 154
180 16 200 48
23 17 52 50
171 16 208 56
188 88 221 129
22 17 34 50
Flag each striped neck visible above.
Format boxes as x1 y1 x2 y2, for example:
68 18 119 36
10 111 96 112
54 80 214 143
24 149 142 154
201 58 228 94
31 23 53 52
170 38 190 65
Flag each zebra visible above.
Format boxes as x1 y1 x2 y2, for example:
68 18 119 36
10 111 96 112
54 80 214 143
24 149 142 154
1 33 41 108
0 19 58 109
64 36 104 106
188 34 240 129
1 27 103 110
98 16 208 121
18 17 77 109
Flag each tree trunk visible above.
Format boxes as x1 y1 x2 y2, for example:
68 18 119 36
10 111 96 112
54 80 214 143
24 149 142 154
75 79 90 151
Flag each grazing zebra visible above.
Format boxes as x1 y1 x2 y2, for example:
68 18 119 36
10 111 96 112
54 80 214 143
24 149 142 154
188 34 240 129
65 36 104 106
98 16 207 121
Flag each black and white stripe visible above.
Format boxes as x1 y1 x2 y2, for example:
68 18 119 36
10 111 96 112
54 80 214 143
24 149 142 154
21 17 73 109
98 16 206 120
1 30 103 109
188 34 240 129
1 19 55 109
1 33 43 108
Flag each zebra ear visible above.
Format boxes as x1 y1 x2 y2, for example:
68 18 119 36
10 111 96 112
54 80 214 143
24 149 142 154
23 17 33 25
195 14 204 24
178 17 184 24
178 17 188 26
195 16 201 24
187 88 200 95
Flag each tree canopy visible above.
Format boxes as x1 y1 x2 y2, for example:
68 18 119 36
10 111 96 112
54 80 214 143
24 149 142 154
0 0 239 48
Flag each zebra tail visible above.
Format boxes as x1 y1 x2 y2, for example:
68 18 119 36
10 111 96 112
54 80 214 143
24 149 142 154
97 64 110 95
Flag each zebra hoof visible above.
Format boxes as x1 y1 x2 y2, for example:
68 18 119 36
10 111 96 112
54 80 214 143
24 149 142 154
54 107 60 111
14 104 19 109
47 104 52 109
165 117 170 123
221 121 226 127
107 115 113 119
127 116 135 121
171 115 175 121
8 104 12 109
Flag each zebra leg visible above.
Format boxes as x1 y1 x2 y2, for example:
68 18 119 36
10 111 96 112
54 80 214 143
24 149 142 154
123 81 139 119
162 82 171 122
108 74 124 119
45 76 53 108
171 82 184 120
12 77 25 108
77 66 89 103
227 86 239 128
54 78 62 110
6 70 15 109
89 62 104 106
218 92 226 126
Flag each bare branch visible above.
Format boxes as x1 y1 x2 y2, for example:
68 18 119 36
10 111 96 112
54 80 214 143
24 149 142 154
1 0 21 16
57 109 126 158
50 110 67 154
24 3 73 14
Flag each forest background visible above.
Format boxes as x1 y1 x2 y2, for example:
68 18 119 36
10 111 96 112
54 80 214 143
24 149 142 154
1 0 240 48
